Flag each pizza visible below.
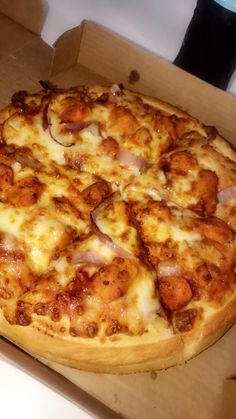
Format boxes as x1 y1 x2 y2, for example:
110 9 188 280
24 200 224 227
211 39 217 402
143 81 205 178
0 84 235 373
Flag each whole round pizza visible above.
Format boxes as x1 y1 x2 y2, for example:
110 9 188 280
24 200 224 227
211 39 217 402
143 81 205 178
0 84 235 373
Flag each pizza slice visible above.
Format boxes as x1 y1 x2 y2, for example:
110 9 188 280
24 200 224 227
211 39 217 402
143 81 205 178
131 199 236 359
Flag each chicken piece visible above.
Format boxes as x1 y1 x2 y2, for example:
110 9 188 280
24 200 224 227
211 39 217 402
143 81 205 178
98 137 119 158
159 275 192 311
92 258 135 302
82 180 111 208
198 169 218 215
169 151 197 175
0 163 13 191
7 177 44 206
109 106 138 133
60 101 90 123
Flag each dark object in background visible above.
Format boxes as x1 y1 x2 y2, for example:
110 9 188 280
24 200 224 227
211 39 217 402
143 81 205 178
173 0 236 90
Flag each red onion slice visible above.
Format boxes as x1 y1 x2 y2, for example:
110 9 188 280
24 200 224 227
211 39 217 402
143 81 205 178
64 121 90 132
92 222 132 258
86 122 100 136
15 151 39 169
65 122 100 135
48 125 75 147
71 251 105 265
218 185 236 204
116 149 148 173
109 84 124 105
49 121 100 147
91 197 112 223
157 260 182 277
42 104 49 131
1 112 19 143
91 201 133 258
110 84 121 95
149 187 168 201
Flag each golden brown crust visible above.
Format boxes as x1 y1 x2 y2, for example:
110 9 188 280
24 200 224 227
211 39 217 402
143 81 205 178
0 313 184 373
134 91 193 119
0 106 10 124
1 292 235 373
211 136 236 164
182 292 236 362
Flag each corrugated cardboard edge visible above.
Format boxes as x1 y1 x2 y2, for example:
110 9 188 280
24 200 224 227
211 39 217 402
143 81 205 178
51 23 84 76
50 20 236 144
0 0 47 35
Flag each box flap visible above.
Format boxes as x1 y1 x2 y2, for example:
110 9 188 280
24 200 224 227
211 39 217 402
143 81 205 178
0 0 47 35
0 6 52 108
52 25 84 76
51 20 236 145
0 11 37 56
0 37 52 108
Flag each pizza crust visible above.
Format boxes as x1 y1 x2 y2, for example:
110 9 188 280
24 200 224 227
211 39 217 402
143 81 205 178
0 106 10 124
211 136 236 164
1 292 235 373
134 92 193 119
182 292 236 363
0 314 183 373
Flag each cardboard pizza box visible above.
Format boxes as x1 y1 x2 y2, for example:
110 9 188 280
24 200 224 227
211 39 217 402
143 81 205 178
0 2 235 418
0 0 51 108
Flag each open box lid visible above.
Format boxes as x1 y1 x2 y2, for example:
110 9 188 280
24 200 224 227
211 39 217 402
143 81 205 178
0 0 52 107
51 20 236 145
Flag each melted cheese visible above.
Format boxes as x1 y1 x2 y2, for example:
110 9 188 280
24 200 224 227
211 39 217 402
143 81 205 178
0 205 70 274
168 170 199 207
171 225 201 242
4 114 66 166
95 201 139 255
122 168 167 202
74 234 115 262
23 216 70 273
137 205 201 245
129 273 159 319
0 204 27 236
